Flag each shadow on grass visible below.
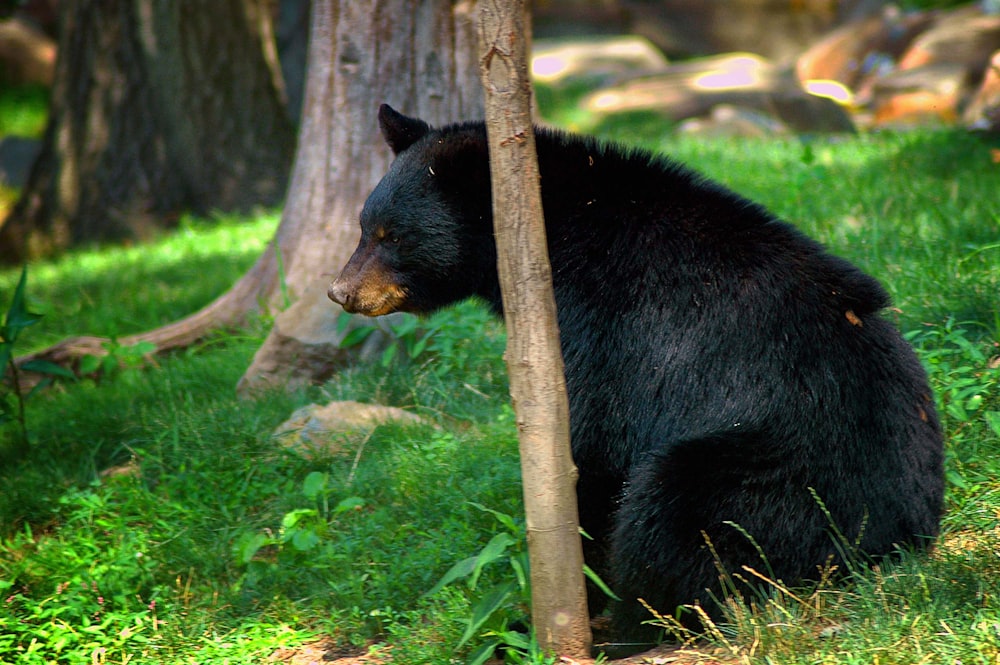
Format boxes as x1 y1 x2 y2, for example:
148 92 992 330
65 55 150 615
0 213 281 531
0 339 277 534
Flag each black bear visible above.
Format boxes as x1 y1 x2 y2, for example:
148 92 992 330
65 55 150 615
329 105 944 641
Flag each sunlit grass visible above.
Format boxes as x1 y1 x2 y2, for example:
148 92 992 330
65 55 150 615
0 212 278 352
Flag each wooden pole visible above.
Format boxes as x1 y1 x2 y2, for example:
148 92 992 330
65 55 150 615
476 0 592 658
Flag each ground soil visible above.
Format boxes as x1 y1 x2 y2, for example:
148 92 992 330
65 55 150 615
268 638 736 665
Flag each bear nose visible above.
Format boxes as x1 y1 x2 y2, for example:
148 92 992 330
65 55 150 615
327 281 353 310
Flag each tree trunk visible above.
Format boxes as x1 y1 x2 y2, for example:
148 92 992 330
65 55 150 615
15 0 483 386
238 0 484 391
478 0 592 659
1 0 295 263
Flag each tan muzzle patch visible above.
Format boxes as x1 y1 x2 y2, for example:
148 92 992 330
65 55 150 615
328 249 407 316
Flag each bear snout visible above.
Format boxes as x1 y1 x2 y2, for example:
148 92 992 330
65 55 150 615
328 250 408 317
327 279 356 312
329 244 372 312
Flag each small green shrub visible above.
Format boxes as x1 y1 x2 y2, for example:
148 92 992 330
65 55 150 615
425 503 533 665
78 339 158 379
337 299 499 378
906 319 1000 489
1 267 75 450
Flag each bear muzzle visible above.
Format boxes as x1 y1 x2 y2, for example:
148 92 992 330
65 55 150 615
328 251 407 316
327 279 358 312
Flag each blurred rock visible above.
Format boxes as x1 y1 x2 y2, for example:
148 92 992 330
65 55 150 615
581 53 854 133
621 0 888 63
870 62 968 125
0 17 55 86
533 0 630 42
532 35 669 86
273 400 430 459
864 5 1000 125
677 104 789 137
795 9 934 90
99 457 141 481
533 0 891 62
964 50 1000 131
896 5 1000 75
531 2 1000 132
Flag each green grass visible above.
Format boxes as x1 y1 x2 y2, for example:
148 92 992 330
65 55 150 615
1 99 999 664
0 85 49 140
0 304 515 664
0 213 278 353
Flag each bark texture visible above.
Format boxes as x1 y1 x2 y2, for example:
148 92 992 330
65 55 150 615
1 0 295 263
238 0 483 391
15 0 484 386
478 0 592 658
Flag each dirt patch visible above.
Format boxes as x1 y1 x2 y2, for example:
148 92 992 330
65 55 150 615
268 640 389 665
267 639 735 665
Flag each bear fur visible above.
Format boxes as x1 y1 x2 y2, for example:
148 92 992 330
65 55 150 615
329 104 944 641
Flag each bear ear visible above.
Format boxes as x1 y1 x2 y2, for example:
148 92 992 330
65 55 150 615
378 104 431 154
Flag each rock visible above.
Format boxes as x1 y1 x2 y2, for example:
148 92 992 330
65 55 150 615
965 49 1000 131
802 5 1000 127
0 17 55 86
582 52 767 119
268 640 388 665
795 9 934 90
896 5 1000 75
866 5 1000 125
582 53 855 133
236 286 391 395
618 0 888 63
533 0 631 41
273 400 430 459
870 62 968 125
534 0 891 61
677 104 789 137
532 35 669 86
99 458 141 480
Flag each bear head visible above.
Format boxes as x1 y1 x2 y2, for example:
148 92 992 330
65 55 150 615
328 104 495 316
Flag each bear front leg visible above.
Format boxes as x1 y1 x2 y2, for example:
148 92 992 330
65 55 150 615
575 469 623 618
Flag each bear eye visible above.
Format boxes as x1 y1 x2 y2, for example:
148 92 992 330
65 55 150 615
372 227 398 244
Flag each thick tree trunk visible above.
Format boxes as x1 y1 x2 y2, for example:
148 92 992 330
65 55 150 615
1 0 295 263
15 0 483 385
478 0 592 658
237 0 483 391
265 0 482 301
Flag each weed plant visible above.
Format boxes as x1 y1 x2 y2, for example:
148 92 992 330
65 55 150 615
1 98 999 663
